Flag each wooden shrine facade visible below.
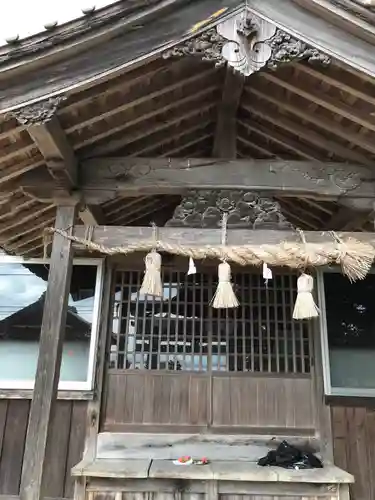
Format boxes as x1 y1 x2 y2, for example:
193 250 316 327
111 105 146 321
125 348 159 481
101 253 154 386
0 1 375 500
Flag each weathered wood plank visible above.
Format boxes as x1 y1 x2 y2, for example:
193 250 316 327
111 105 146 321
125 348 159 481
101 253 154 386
64 402 87 498
26 117 78 188
23 117 105 225
72 459 151 479
71 225 375 248
212 69 244 158
42 402 72 498
68 158 375 202
16 159 375 207
310 320 333 461
0 401 29 495
20 205 77 500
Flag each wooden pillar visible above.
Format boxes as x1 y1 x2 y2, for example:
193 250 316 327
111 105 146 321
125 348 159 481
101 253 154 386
84 259 114 460
20 204 77 500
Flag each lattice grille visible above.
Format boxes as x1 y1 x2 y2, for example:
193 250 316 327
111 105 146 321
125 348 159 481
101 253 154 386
110 270 310 373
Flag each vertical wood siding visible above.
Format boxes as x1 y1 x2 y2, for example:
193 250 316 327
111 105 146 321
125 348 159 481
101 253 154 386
0 399 87 498
103 371 315 433
332 406 375 500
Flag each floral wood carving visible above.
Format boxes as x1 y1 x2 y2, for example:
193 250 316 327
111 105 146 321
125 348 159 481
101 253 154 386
10 96 67 126
166 190 293 230
163 11 330 76
163 28 226 67
267 30 331 69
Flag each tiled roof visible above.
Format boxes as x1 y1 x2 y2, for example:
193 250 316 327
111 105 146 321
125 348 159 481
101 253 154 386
0 1 117 46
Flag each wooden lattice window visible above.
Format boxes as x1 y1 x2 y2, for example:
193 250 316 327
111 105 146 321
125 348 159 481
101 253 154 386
111 270 310 374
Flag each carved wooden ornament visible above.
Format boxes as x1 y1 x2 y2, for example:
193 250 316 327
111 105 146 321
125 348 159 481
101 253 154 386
10 96 66 126
166 189 293 230
164 11 330 76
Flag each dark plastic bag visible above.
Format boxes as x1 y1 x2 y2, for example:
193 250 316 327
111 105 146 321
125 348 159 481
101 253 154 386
257 440 323 469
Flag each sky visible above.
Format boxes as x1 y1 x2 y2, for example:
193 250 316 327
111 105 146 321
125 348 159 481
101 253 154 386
0 263 94 322
0 1 117 44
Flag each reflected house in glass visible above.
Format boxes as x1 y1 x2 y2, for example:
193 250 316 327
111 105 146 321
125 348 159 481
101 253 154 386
0 292 92 382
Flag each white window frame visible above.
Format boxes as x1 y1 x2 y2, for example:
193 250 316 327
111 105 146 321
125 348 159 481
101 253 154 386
0 255 104 392
317 266 375 398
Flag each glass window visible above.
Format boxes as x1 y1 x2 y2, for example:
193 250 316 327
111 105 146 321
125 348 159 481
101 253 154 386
321 270 375 396
0 258 103 390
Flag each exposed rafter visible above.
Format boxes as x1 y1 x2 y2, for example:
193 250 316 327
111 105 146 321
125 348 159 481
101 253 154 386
10 97 105 225
212 68 244 158
241 100 375 166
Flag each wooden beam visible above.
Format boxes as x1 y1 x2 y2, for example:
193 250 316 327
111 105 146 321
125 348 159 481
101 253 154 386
244 85 375 156
260 71 375 134
242 101 374 167
296 63 375 108
71 225 375 248
20 204 77 500
78 86 218 153
212 68 244 158
25 116 106 225
66 66 216 134
16 158 375 209
238 120 326 161
27 117 78 188
237 136 275 158
326 205 372 230
78 204 106 225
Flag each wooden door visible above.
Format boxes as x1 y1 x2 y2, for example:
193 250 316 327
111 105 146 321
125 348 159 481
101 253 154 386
102 269 315 434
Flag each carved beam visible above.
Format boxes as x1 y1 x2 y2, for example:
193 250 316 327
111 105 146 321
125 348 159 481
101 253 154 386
71 225 375 248
10 97 78 188
10 97 106 225
163 11 330 77
14 158 375 209
212 68 244 157
166 190 293 230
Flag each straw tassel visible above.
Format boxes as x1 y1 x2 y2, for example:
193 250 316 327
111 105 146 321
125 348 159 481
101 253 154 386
331 233 374 282
293 273 319 320
140 223 163 297
211 213 239 309
211 260 239 309
140 251 163 297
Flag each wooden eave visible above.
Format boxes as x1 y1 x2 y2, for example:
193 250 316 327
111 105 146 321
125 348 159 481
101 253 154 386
291 0 375 44
0 2 374 256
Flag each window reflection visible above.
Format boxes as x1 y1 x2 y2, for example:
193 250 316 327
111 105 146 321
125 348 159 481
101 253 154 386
0 262 97 385
324 272 375 390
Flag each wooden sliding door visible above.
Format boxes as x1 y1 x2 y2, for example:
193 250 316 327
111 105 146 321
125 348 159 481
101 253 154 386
102 269 315 434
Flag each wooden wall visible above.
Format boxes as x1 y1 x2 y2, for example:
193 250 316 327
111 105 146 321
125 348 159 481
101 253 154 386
0 399 87 499
103 370 315 434
331 405 375 500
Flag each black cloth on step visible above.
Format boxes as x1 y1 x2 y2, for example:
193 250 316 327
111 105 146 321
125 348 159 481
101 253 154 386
257 440 323 469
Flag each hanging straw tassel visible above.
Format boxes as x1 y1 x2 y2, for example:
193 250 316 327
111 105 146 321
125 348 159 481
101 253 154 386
211 213 239 309
331 232 374 282
211 260 239 309
140 224 163 297
293 273 319 320
140 251 163 297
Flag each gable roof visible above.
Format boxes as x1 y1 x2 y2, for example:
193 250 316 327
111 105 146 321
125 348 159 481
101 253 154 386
0 1 374 256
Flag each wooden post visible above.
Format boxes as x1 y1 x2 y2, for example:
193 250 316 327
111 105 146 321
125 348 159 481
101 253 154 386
20 204 77 500
84 259 114 460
